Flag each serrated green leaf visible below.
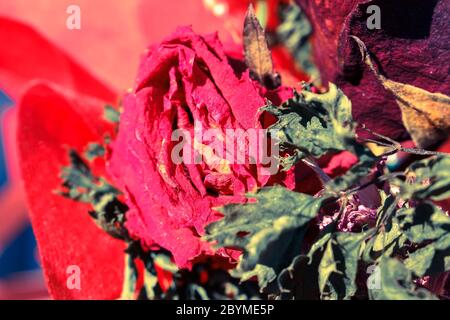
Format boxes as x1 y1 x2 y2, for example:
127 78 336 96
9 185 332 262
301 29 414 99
264 83 377 191
318 240 339 294
334 232 371 299
375 192 395 227
276 2 319 80
369 258 437 300
397 202 450 244
371 196 404 257
318 231 371 300
307 229 333 261
237 264 276 291
404 245 436 277
264 84 355 159
372 223 403 256
277 254 320 300
404 235 449 278
205 186 324 291
398 155 450 201
396 201 450 279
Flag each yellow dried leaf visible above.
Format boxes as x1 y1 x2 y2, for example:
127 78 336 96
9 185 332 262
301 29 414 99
243 4 280 89
365 142 391 157
352 36 450 148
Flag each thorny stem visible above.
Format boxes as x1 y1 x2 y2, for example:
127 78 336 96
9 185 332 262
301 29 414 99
342 172 404 198
360 125 446 157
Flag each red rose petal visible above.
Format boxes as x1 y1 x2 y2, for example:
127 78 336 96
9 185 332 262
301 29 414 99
17 82 125 299
109 28 296 268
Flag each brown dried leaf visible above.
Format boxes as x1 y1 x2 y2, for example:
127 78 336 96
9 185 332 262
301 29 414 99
352 36 450 148
243 4 280 89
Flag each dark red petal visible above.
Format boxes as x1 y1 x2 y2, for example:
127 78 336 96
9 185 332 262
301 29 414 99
17 82 125 299
299 0 450 140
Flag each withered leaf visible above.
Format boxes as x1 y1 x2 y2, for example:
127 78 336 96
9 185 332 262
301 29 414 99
243 4 280 89
352 36 450 148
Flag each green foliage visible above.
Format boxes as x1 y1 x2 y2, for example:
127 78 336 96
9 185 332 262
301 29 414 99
61 80 450 301
208 81 450 300
397 202 450 244
104 104 121 123
85 143 105 161
369 258 437 300
303 229 371 300
276 2 319 80
396 202 450 278
397 155 450 201
59 149 129 240
205 186 324 292
263 84 377 193
263 84 355 160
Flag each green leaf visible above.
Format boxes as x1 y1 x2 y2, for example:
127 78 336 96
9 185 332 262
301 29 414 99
143 267 159 300
277 254 321 300
404 245 436 277
263 83 377 191
59 149 128 240
318 240 339 295
318 231 370 299
397 202 450 244
264 84 355 160
369 258 437 300
375 192 395 227
205 186 323 291
335 232 371 299
372 223 404 256
307 229 333 260
120 252 139 300
104 104 121 123
84 143 105 161
238 264 276 291
139 249 177 300
396 201 450 278
405 237 450 277
276 2 319 80
369 195 406 258
398 155 450 201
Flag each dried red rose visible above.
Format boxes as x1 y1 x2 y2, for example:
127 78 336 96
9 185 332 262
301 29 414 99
108 26 300 268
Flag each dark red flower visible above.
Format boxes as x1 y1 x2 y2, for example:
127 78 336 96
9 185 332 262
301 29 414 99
297 0 450 140
108 26 301 268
